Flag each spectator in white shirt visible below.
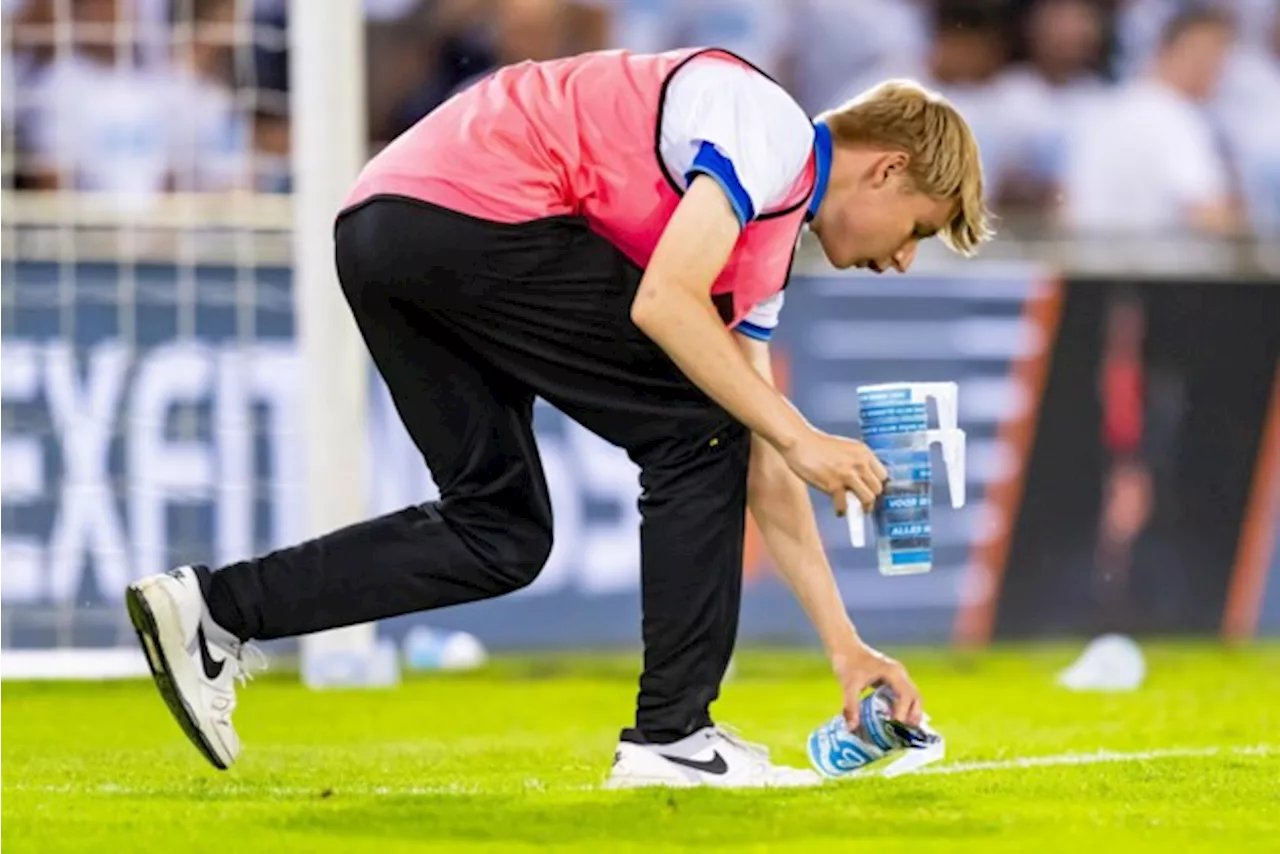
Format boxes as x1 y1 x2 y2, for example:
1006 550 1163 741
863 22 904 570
167 0 252 193
1213 8 1280 233
18 0 251 201
995 0 1108 214
1116 0 1277 78
19 0 175 203
1061 6 1241 235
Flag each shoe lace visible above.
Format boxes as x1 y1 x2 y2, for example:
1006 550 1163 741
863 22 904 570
231 641 269 686
714 724 772 766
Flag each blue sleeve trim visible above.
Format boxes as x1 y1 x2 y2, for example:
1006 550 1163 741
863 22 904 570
735 320 774 341
686 141 755 228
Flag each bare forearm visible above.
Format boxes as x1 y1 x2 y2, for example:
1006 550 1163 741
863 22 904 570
632 289 808 452
748 436 859 654
630 176 809 452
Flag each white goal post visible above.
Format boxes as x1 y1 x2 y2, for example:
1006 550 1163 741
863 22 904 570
288 0 386 686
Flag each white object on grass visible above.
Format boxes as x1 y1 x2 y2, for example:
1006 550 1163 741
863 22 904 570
402 627 489 672
301 639 401 689
1057 633 1146 692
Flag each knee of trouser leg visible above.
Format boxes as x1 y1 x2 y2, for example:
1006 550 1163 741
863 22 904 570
497 515 553 592
427 499 553 593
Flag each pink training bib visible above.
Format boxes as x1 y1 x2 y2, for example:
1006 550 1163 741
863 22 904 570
343 48 819 327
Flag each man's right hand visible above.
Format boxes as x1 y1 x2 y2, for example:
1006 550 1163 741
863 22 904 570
779 429 889 517
632 178 894 505
831 638 923 730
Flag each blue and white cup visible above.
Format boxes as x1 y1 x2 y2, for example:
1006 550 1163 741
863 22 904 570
847 382 966 576
807 686 945 779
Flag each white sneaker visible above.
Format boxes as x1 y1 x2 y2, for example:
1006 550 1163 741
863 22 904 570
605 725 823 789
125 566 266 770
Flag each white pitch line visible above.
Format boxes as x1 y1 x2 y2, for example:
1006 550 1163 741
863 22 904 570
7 745 1274 798
7 781 492 798
917 744 1276 776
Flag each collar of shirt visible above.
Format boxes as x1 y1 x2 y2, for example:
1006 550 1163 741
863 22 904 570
807 120 833 222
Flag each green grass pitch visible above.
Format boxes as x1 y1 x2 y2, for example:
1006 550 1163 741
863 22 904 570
3 642 1278 853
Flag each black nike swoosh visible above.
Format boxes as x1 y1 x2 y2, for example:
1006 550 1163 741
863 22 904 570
196 625 225 680
660 751 728 775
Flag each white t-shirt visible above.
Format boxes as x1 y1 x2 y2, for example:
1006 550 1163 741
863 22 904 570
22 56 176 201
994 66 1108 185
1061 78 1230 232
1214 46 1280 233
657 56 816 339
22 55 251 203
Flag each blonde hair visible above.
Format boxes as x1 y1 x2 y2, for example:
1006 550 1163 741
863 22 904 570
818 79 994 256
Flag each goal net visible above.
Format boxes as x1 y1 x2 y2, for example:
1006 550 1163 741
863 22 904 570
0 0 377 679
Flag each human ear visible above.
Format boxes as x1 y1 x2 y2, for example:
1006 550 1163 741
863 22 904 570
874 151 910 187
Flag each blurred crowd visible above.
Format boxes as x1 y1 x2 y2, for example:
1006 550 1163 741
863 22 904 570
3 0 1278 234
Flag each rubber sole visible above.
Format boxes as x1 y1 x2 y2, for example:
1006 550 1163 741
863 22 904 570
125 583 228 771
